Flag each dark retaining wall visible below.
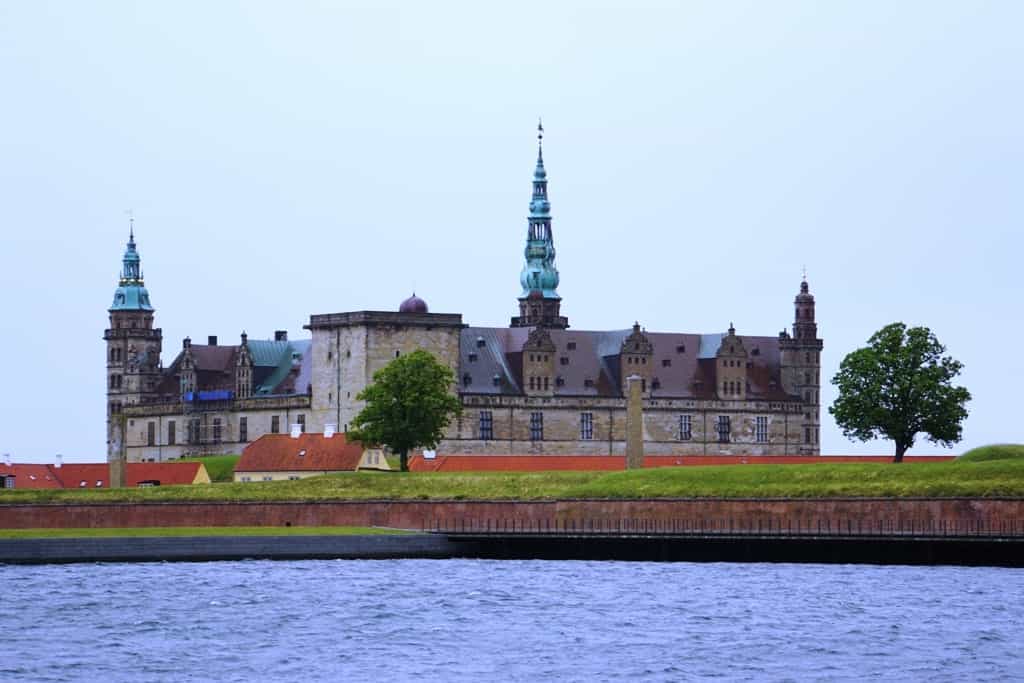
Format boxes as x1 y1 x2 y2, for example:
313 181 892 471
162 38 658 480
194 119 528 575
0 498 1022 530
0 534 468 564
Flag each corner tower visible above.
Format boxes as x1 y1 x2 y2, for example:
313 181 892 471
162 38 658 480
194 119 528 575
104 223 163 459
779 276 823 454
511 121 568 329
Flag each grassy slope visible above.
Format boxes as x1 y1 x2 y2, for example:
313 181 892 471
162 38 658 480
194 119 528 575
1 458 1023 503
180 455 240 482
0 526 410 538
958 444 1024 463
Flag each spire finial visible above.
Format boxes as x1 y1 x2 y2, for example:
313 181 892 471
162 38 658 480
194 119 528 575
126 209 135 242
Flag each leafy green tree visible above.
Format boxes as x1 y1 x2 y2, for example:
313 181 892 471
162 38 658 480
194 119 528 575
830 323 970 462
349 349 462 472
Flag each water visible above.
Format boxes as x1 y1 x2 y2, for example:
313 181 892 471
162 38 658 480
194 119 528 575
1 560 1022 682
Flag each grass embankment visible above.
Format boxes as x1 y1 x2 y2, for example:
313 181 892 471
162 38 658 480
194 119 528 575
181 455 239 482
0 526 410 539
958 444 1024 463
1 456 1023 503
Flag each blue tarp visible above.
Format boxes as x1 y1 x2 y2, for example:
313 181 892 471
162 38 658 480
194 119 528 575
183 390 234 402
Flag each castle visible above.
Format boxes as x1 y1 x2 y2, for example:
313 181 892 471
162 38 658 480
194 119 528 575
107 126 822 462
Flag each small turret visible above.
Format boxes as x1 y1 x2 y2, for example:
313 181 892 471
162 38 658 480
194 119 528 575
779 274 823 453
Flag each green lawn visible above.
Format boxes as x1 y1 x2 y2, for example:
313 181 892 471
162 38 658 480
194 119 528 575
1 455 1023 502
181 454 240 482
0 526 411 538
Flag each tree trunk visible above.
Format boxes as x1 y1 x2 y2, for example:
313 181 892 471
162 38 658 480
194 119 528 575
399 449 409 472
893 443 907 464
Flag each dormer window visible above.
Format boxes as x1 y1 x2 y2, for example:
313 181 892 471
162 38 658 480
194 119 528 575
468 352 478 362
652 379 661 390
676 344 685 353
662 359 671 367
492 374 502 386
462 373 472 387
476 337 485 348
584 378 594 388
567 342 576 350
560 356 569 365
555 376 565 387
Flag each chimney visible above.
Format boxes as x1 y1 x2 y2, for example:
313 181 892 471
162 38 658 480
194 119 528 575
290 424 302 439
208 335 218 346
55 454 63 469
183 337 191 349
324 424 336 439
275 330 288 342
2 453 10 468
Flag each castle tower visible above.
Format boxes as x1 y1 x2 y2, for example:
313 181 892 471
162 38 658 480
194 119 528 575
780 276 823 454
511 121 568 329
104 223 162 459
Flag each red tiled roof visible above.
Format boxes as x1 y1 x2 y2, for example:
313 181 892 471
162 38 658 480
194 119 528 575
58 463 205 488
409 454 956 472
0 462 205 488
236 433 365 473
0 463 64 489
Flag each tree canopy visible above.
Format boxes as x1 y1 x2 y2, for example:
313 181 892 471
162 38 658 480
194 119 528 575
830 323 970 462
349 349 462 472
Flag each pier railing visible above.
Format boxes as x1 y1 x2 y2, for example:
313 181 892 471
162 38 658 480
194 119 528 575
425 517 1024 539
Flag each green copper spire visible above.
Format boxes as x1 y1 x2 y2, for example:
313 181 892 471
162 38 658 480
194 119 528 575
512 121 568 328
519 120 560 298
110 219 154 311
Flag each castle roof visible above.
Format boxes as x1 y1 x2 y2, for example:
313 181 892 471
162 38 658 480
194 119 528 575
459 326 794 400
155 338 311 398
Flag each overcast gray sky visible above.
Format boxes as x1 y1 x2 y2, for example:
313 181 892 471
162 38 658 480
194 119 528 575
1 1 1021 462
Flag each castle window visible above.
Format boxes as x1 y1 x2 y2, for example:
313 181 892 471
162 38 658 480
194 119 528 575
805 372 811 384
395 350 401 358
662 359 671 367
580 412 593 440
567 342 576 350
479 411 493 440
346 350 351 358
187 418 200 444
468 352 478 362
678 415 692 441
212 418 222 443
805 352 811 363
560 356 569 365
751 348 760 356
327 351 333 361
529 412 544 441
641 357 647 365
584 378 594 388
676 344 686 353
297 414 306 433
805 427 811 444
239 417 248 443
716 416 731 443
147 422 155 447
543 377 549 390
641 379 646 392
756 416 768 443
167 420 176 445
529 377 536 390
271 415 280 434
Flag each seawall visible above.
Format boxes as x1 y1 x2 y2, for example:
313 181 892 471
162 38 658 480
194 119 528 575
1 498 1022 530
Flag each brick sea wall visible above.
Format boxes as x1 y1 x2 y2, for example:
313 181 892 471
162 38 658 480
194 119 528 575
1 498 1021 530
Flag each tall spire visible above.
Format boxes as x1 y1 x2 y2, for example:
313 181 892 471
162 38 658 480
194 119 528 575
512 121 568 329
110 222 153 311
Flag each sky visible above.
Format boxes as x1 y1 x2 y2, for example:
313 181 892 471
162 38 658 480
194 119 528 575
1 1 1021 462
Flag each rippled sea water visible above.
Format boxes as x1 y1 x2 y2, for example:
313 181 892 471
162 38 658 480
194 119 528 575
1 560 1022 682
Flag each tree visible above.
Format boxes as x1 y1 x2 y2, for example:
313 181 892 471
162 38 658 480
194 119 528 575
830 323 970 463
349 349 462 472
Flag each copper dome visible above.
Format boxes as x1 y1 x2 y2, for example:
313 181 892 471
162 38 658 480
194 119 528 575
399 293 428 314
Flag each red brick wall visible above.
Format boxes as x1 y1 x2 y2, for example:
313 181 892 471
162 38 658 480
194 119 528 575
0 498 1020 530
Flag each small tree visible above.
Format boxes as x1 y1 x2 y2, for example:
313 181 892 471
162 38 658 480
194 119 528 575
349 349 462 472
830 323 970 463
